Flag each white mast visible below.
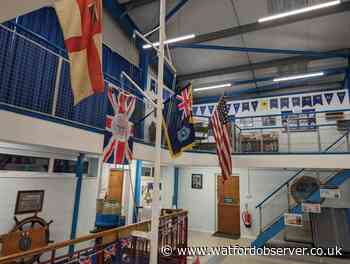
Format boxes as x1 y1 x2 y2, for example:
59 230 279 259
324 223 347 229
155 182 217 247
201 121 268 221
150 0 166 263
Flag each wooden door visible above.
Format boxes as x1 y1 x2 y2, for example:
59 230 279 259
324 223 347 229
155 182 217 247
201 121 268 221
108 170 124 203
217 176 240 236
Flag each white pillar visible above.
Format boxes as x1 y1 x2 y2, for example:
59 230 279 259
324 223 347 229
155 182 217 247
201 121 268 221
150 0 166 262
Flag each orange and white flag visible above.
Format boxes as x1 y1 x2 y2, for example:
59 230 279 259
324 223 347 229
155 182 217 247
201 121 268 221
55 0 104 105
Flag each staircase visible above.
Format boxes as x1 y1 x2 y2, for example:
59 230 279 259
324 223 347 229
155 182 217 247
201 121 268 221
251 131 350 248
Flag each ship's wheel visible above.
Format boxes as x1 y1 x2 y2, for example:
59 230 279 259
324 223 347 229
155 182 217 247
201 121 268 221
2 214 53 264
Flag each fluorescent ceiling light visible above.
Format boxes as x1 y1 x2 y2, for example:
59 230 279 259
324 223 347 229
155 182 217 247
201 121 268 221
258 0 341 23
273 72 324 82
143 34 195 49
194 83 231 92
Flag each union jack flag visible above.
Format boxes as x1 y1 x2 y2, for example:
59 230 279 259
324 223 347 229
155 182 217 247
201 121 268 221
103 87 136 164
176 87 192 120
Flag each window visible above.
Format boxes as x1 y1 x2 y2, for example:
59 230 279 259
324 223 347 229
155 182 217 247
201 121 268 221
53 159 89 174
0 154 49 172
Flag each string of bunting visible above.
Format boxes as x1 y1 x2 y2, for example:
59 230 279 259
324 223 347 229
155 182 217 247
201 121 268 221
193 89 348 116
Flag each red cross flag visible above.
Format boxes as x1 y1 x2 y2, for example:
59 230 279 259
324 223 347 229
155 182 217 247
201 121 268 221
55 0 104 104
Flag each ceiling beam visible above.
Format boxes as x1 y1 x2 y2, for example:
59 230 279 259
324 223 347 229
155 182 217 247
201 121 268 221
177 48 349 81
172 43 349 59
180 1 350 45
194 80 342 105
104 0 143 47
121 0 158 11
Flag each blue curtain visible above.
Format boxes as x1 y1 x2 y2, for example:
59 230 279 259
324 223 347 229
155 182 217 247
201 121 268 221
0 18 58 114
17 7 65 49
0 6 145 136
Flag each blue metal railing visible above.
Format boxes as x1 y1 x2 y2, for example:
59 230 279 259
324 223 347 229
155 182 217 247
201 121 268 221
255 130 350 209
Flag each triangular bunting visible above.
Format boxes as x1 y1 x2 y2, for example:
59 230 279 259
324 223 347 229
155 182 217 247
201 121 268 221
270 99 279 109
280 98 289 109
242 102 250 112
200 105 207 115
260 100 268 110
192 106 198 115
292 97 301 107
312 94 323 106
208 105 214 114
251 101 259 112
324 93 334 105
337 91 346 104
302 96 312 107
233 103 240 113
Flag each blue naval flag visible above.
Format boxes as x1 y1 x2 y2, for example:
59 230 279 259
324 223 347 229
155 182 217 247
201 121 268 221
163 83 195 158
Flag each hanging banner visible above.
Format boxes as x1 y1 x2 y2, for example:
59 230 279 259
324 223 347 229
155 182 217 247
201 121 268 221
260 100 268 110
233 103 240 113
337 92 346 104
103 88 135 165
208 105 214 114
312 94 323 106
193 89 347 117
270 99 279 109
242 102 250 112
324 93 334 105
192 106 198 116
227 103 232 113
280 98 289 109
200 105 206 115
302 96 312 107
292 97 301 107
251 101 259 112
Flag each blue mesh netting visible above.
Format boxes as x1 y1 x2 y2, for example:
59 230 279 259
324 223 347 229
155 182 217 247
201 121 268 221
0 24 57 114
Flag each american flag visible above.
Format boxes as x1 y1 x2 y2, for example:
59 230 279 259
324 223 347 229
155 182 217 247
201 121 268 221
210 97 232 181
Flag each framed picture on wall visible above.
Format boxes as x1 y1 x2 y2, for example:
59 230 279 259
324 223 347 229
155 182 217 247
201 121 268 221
191 174 203 189
15 190 45 215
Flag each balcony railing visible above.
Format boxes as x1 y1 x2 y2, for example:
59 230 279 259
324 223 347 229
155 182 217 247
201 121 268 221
0 22 143 136
233 109 350 154
1 22 350 155
192 108 350 154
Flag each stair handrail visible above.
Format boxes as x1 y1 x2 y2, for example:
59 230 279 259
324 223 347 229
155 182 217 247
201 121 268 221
255 130 349 209
0 210 188 264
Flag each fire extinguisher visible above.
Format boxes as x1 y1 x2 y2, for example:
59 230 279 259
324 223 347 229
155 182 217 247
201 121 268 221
242 204 252 228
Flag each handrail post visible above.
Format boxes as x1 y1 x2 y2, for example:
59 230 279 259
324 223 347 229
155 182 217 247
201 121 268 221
52 57 63 116
286 183 291 212
259 207 262 234
260 128 264 153
317 127 322 152
238 128 241 153
287 121 291 153
233 123 236 153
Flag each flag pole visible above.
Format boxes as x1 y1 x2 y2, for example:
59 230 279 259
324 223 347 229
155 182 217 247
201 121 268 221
150 0 166 263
